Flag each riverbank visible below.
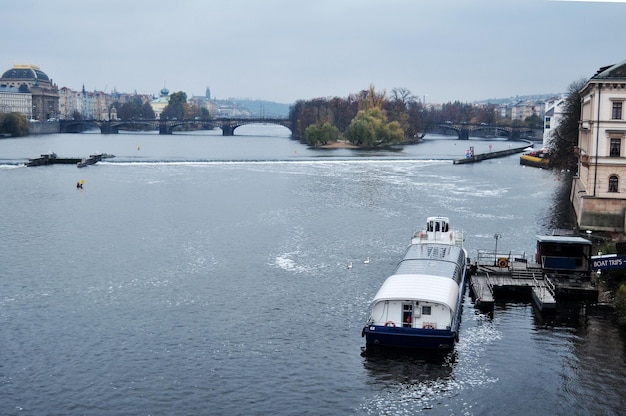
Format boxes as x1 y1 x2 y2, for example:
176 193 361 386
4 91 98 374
318 140 359 149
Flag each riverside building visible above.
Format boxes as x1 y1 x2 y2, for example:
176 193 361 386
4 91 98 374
0 64 59 121
572 58 626 232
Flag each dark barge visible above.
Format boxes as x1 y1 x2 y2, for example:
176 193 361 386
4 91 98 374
26 152 114 167
26 153 81 167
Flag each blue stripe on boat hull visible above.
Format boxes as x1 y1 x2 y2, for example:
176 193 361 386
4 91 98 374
362 326 456 350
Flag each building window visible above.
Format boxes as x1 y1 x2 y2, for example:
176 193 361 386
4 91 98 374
612 102 623 120
609 175 619 193
610 138 621 157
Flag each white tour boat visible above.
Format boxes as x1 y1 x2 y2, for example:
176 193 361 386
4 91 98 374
362 216 468 351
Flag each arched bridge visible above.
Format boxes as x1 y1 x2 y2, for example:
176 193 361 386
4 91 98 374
60 117 292 136
215 118 292 136
437 123 541 140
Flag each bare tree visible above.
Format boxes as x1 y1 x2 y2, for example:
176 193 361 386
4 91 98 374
549 78 587 171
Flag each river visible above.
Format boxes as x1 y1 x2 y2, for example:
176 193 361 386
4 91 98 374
0 125 624 415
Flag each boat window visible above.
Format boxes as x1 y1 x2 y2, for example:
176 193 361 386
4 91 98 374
435 222 440 231
422 306 431 315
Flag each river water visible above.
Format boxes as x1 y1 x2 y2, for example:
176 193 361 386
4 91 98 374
1 126 624 415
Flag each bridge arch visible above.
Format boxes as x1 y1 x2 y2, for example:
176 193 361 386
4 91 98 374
434 123 541 140
215 118 292 136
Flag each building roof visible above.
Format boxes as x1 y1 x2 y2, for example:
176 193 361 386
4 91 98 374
591 59 626 80
535 235 592 245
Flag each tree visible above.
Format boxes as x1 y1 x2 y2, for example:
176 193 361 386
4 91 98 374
115 96 154 120
140 101 155 119
161 91 189 120
358 83 387 111
345 108 403 147
524 114 542 126
0 112 29 137
305 122 339 147
549 78 587 171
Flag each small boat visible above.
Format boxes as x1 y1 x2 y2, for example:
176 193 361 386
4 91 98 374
362 216 468 352
520 148 550 168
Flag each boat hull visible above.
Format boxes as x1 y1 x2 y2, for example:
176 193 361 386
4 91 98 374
362 325 457 350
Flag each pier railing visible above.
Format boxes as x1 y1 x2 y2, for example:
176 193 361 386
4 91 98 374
475 249 528 268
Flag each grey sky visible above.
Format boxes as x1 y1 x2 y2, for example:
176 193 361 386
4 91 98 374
2 0 625 104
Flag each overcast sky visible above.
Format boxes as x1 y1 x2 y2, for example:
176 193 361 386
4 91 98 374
2 0 625 104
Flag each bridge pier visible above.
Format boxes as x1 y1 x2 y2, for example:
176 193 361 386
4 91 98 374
100 122 118 134
459 128 469 140
221 124 235 136
159 122 172 135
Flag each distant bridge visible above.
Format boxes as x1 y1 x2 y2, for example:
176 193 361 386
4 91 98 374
436 123 541 140
60 117 292 136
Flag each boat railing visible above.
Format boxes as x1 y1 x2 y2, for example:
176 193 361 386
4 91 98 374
412 229 464 247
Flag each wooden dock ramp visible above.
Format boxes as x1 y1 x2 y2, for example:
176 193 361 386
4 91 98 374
470 264 556 311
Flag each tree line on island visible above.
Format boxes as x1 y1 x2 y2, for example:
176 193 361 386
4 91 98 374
288 84 540 148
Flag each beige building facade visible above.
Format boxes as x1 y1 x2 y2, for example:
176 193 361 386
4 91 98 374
571 59 626 231
0 64 59 121
150 88 170 118
0 86 32 118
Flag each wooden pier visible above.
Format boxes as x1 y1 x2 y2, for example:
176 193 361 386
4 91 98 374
469 261 596 312
469 236 600 313
470 262 556 311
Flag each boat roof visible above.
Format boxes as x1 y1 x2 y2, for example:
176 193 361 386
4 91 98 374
396 243 465 277
371 274 460 312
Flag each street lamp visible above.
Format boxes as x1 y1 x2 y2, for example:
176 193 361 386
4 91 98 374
493 233 502 266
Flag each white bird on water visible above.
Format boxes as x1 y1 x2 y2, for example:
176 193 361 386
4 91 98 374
364 257 370 264
347 261 353 269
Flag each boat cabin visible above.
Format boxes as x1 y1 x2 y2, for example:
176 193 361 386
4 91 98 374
535 235 592 274
426 216 450 233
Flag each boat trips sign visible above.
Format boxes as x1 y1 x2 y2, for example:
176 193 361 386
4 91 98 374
591 254 626 271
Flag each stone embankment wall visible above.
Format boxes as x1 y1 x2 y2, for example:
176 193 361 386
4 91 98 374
29 121 60 135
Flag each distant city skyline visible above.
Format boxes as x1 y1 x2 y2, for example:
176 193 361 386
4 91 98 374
2 1 626 104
